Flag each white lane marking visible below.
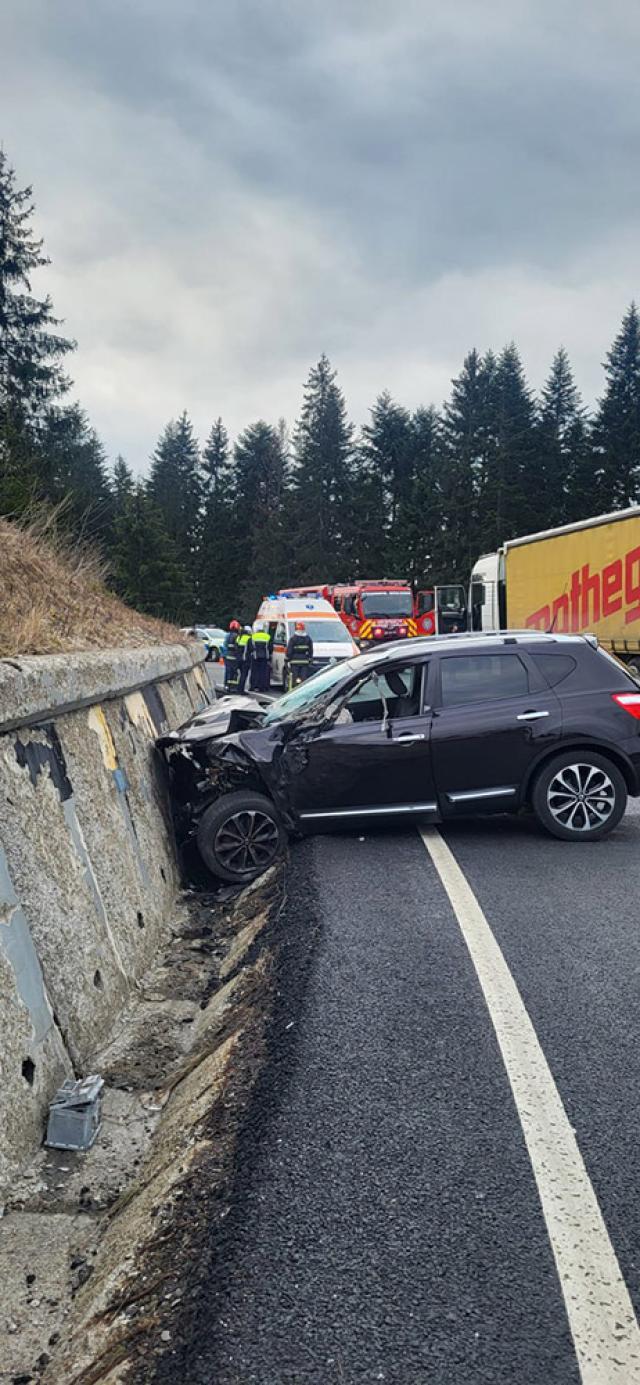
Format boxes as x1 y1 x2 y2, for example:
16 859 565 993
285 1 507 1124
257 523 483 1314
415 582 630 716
420 827 640 1385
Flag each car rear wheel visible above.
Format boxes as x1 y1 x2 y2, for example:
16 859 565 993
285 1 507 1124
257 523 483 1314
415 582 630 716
532 752 627 842
196 791 286 882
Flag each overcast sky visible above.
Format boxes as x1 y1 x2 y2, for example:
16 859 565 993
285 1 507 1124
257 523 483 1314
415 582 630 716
3 0 640 470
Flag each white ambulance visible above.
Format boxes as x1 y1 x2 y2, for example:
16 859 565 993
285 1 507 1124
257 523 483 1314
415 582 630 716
255 595 357 687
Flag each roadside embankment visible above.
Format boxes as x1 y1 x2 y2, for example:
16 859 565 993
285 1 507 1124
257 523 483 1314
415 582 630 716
0 514 185 659
1 865 284 1385
0 640 209 1195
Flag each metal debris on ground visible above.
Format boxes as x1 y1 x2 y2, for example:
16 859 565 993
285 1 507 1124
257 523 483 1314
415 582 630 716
45 1075 105 1152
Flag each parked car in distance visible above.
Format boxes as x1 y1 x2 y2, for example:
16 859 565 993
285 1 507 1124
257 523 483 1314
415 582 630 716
193 625 226 661
158 632 640 882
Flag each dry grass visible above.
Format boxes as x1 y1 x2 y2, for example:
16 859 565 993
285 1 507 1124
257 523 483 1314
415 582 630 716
0 512 187 658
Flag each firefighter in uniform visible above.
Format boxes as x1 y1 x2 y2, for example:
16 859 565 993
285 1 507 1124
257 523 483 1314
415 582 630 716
249 623 272 692
223 620 242 691
237 625 252 692
286 621 313 689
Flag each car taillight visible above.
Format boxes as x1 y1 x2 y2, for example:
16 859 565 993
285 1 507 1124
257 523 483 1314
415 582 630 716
612 693 640 720
400 625 407 635
374 627 383 638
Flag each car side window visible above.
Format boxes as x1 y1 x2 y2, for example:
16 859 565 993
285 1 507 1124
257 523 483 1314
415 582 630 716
340 665 425 723
440 654 529 706
531 653 576 687
275 622 286 645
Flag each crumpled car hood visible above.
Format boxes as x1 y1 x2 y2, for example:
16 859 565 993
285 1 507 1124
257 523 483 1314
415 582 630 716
157 692 270 746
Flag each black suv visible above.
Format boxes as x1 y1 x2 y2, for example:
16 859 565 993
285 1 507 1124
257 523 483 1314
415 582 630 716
159 633 640 882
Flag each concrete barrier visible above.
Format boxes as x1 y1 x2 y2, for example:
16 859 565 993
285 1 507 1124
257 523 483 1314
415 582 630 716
0 642 209 1194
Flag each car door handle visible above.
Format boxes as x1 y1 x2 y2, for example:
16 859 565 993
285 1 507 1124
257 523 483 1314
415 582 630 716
517 710 550 721
395 732 426 742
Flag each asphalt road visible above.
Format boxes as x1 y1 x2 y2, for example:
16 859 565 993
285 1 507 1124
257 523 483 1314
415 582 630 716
180 676 640 1383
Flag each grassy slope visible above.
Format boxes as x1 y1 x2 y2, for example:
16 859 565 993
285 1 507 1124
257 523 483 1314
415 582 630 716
0 517 186 657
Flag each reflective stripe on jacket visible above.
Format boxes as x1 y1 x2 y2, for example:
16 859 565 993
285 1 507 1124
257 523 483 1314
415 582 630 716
286 634 313 665
251 631 271 660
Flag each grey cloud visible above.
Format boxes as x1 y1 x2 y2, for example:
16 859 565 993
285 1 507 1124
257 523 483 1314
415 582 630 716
2 0 640 467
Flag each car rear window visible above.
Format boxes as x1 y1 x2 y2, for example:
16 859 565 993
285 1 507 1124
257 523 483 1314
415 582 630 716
440 654 529 706
531 653 577 687
595 648 640 686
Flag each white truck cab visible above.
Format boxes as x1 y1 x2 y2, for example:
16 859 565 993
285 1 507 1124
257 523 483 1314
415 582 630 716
469 551 505 632
255 595 357 686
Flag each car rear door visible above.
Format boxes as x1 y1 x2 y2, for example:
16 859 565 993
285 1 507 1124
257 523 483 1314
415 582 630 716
430 648 562 815
286 660 439 824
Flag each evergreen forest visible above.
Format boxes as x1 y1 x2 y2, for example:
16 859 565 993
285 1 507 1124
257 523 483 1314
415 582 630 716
2 149 640 626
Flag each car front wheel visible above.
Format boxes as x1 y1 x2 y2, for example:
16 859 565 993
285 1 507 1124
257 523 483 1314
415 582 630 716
532 752 627 841
196 791 286 882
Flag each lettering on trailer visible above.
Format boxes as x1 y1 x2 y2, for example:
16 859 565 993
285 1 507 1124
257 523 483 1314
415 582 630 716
525 545 640 633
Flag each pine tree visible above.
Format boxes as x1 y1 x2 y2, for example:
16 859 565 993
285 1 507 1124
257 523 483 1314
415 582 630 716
35 403 113 540
441 349 490 579
199 417 236 622
148 411 202 594
563 416 596 523
488 344 538 548
233 420 287 615
202 417 230 496
360 390 410 567
110 484 191 621
112 455 135 518
347 448 386 577
0 151 74 419
397 406 445 585
0 414 39 517
0 149 75 514
289 355 355 581
537 348 591 528
593 303 640 510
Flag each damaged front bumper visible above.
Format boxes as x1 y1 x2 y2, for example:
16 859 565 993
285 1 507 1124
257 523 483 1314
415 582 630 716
157 704 299 846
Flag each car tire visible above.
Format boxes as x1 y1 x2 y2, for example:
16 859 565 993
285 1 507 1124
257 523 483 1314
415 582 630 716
531 751 627 842
196 791 286 883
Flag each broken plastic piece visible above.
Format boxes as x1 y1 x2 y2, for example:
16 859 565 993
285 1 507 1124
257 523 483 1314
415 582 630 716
45 1075 105 1152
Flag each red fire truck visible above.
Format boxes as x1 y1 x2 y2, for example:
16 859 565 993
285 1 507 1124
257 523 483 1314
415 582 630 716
278 580 416 646
415 585 468 636
277 579 468 646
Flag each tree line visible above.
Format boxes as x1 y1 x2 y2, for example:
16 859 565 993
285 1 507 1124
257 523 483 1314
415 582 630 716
2 147 640 627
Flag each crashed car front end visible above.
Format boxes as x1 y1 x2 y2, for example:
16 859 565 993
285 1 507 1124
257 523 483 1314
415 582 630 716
157 694 299 851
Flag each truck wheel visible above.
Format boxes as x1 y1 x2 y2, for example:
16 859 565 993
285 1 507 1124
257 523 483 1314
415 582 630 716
196 792 286 882
532 752 627 841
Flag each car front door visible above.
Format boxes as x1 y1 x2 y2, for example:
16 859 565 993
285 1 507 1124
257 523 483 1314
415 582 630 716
430 649 562 815
285 660 439 825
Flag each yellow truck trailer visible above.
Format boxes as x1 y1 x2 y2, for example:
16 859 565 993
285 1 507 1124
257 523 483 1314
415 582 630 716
469 506 640 674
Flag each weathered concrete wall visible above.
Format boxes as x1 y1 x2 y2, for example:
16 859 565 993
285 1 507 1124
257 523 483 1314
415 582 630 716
0 644 209 1194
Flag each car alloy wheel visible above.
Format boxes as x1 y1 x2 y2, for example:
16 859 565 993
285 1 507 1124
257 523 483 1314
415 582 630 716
214 809 281 873
547 762 616 833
